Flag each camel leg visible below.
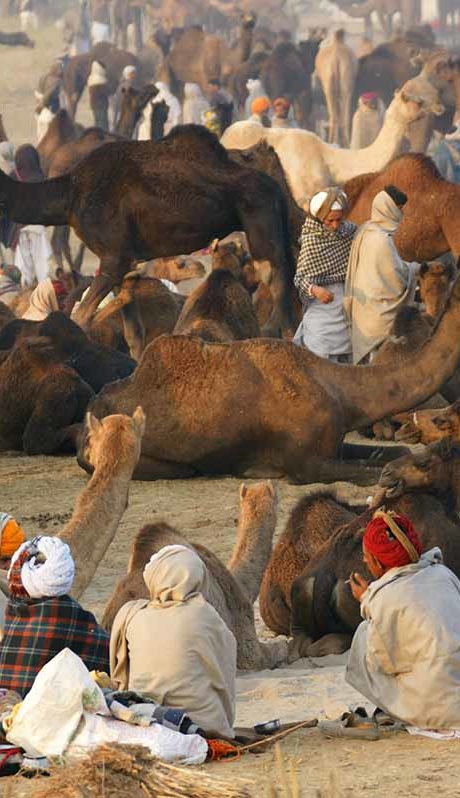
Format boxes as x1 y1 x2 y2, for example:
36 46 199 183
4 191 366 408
121 300 145 361
23 378 92 455
133 454 198 480
71 272 116 327
51 227 64 270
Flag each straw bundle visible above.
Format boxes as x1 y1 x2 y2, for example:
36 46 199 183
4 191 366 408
25 744 255 798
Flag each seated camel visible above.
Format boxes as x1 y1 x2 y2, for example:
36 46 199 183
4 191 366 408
78 274 460 481
0 337 93 455
0 312 135 394
101 481 288 670
260 437 460 658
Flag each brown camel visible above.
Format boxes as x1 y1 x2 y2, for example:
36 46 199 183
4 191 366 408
91 271 184 356
0 125 296 356
173 268 260 342
315 30 357 146
114 84 159 139
102 480 288 670
163 13 256 90
78 274 460 482
59 407 145 598
37 109 79 175
345 154 460 262
262 437 460 657
144 255 205 284
0 300 14 331
0 337 93 455
259 38 322 129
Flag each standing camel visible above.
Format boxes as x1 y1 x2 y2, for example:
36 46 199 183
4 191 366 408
0 126 296 355
315 30 357 146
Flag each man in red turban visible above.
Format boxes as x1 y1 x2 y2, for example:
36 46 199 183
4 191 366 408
346 509 460 730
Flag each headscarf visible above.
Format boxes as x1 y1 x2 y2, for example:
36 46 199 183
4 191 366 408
8 536 75 599
309 187 349 222
363 510 422 569
14 144 43 182
0 514 25 559
22 277 59 321
87 61 108 87
251 96 271 115
143 544 209 608
122 65 136 81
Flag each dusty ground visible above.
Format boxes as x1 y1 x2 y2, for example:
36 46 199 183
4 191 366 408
1 19 460 798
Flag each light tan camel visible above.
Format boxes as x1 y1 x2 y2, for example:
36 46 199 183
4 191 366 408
144 256 206 284
59 407 145 598
315 30 357 146
102 481 289 670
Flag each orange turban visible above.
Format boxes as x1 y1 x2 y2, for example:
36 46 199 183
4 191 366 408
251 96 270 115
0 514 26 558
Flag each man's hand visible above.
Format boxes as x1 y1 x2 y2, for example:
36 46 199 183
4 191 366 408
312 285 334 304
349 571 369 602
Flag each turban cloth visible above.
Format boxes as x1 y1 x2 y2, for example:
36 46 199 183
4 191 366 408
251 96 271 114
363 510 422 569
309 188 349 222
8 536 75 599
0 513 25 559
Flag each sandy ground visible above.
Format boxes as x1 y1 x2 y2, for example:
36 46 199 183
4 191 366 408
1 19 460 798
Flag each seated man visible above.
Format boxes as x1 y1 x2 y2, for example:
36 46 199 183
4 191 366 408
0 536 109 696
0 514 26 636
110 545 236 738
347 511 460 729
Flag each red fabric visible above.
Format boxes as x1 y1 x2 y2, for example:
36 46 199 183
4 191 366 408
273 97 290 111
363 513 422 568
361 92 379 102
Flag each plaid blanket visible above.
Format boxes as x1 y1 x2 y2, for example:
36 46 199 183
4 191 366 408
294 216 357 301
0 594 109 697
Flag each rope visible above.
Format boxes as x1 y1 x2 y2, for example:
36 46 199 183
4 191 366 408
209 718 317 762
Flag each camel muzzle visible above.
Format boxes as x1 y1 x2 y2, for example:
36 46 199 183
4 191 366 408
378 471 404 498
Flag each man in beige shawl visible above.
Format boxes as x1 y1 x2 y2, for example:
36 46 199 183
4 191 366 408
110 545 237 739
344 186 420 364
22 277 60 321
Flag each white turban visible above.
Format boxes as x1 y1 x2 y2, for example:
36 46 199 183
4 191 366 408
10 536 75 599
309 190 344 218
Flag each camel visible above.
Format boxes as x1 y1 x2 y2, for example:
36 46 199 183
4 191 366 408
91 272 185 356
115 84 159 139
345 153 460 262
261 437 460 657
0 312 135 393
62 42 138 121
401 401 460 444
37 109 79 176
419 260 455 319
0 125 296 355
259 39 322 129
0 301 14 331
78 273 460 481
57 407 145 598
145 255 205 284
163 13 257 91
102 480 288 670
173 268 260 342
0 337 93 455
332 0 422 35
221 78 444 206
315 30 358 146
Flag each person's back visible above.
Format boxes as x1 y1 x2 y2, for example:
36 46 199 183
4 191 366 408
110 545 236 738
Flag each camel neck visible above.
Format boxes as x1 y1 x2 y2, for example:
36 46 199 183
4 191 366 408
364 110 409 164
59 461 134 598
0 171 71 226
327 281 460 429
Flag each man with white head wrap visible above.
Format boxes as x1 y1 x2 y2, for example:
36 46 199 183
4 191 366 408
110 545 236 738
0 536 109 696
293 187 357 361
344 185 420 364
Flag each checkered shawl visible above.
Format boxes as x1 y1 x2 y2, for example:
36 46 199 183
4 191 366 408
294 216 357 301
0 594 110 697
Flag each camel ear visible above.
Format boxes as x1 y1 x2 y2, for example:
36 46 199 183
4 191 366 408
133 405 146 436
240 483 247 499
432 102 445 117
453 400 460 415
86 412 101 435
211 238 219 253
419 261 429 276
266 479 276 498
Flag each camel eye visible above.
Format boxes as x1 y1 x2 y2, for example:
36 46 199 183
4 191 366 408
434 419 449 429
417 459 431 470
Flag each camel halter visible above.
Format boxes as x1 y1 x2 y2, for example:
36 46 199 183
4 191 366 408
372 509 420 564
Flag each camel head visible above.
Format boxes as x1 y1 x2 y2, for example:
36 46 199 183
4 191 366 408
419 260 455 319
378 438 454 498
391 77 445 125
79 406 146 475
241 11 257 30
239 480 277 524
116 83 159 138
407 402 460 446
152 256 205 283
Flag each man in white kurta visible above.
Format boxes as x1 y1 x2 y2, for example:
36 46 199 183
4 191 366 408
347 535 460 729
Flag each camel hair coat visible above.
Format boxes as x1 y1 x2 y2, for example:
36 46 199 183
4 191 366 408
346 548 460 729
